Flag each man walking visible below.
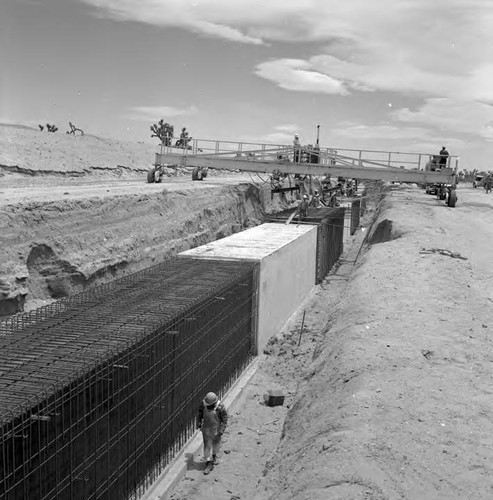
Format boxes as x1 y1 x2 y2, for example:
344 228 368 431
196 392 228 475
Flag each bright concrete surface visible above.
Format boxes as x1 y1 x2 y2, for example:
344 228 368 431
340 202 352 242
179 223 317 354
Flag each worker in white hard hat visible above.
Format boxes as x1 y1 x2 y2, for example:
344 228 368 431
196 391 228 474
298 193 309 218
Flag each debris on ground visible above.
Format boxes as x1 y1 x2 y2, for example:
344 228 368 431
419 247 468 259
263 390 285 407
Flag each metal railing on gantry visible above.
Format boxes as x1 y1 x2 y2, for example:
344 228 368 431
157 137 459 172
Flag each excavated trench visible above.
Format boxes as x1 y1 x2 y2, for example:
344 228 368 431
0 179 280 317
0 173 387 322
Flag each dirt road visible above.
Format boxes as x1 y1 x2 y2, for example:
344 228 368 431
0 172 258 206
169 183 493 500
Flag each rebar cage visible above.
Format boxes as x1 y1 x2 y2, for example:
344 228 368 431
264 208 345 284
350 199 361 236
0 258 258 500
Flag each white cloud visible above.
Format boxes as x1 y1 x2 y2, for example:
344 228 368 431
82 1 493 101
331 124 432 141
240 125 303 145
262 132 296 144
81 0 493 149
255 59 348 95
274 124 300 133
393 98 493 141
328 122 469 168
81 0 268 44
127 105 198 121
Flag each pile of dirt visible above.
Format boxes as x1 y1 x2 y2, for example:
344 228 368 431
0 124 186 178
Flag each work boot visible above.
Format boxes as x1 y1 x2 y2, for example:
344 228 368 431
212 454 220 465
203 461 214 475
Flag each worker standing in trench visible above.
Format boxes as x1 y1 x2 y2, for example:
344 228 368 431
196 392 229 475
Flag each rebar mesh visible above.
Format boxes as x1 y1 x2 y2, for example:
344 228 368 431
265 208 345 283
0 258 258 500
350 199 361 235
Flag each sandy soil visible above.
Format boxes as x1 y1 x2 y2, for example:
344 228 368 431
170 183 493 500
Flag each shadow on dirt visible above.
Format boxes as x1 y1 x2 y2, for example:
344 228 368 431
185 453 206 471
368 219 402 245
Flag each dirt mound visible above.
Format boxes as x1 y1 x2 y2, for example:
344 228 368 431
252 184 493 500
0 124 164 176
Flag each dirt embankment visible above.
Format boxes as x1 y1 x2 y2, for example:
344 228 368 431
0 179 277 316
0 125 162 177
0 126 283 316
256 184 493 500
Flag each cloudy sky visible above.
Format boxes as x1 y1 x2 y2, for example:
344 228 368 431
2 0 492 169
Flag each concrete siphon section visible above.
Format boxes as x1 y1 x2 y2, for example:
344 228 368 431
179 223 317 354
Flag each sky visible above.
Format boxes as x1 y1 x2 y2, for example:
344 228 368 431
1 0 493 170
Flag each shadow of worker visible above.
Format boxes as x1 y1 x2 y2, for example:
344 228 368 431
185 452 206 471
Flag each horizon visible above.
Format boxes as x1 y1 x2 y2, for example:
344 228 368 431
2 0 492 170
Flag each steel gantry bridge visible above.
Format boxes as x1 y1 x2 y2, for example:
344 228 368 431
155 138 459 185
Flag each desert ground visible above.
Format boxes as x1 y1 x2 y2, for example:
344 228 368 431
1 126 493 499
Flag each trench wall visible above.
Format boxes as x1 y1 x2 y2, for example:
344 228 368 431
0 182 272 318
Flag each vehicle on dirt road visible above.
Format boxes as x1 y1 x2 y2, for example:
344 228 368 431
191 167 208 181
147 165 208 182
473 175 484 189
147 165 166 183
485 175 492 194
429 183 457 207
425 183 439 195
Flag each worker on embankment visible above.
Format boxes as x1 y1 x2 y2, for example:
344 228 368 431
196 392 229 475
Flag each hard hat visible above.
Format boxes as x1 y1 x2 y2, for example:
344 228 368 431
303 194 308 199
204 392 218 405
295 134 299 138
